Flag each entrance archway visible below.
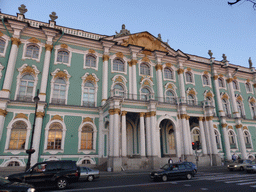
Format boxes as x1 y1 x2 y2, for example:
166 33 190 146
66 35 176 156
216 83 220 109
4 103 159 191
160 119 176 157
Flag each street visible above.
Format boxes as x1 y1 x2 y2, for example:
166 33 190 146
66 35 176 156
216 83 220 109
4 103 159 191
37 170 256 192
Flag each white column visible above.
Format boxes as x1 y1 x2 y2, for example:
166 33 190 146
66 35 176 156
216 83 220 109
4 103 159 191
156 65 164 102
203 119 212 154
181 114 190 155
0 109 7 141
113 109 120 157
221 123 231 160
175 120 182 158
145 113 152 156
121 111 127 157
186 115 193 155
31 113 44 166
227 77 239 118
0 39 20 98
150 111 157 156
236 124 247 159
132 62 137 100
98 108 104 157
109 110 114 156
213 75 225 116
177 69 186 102
139 113 146 157
128 64 133 99
39 45 52 101
101 55 109 105
198 117 207 155
207 117 218 154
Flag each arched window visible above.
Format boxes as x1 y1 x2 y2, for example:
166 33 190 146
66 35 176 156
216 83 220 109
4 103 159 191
9 121 27 150
250 102 256 119
141 87 151 100
192 129 200 142
222 99 229 116
214 130 221 149
244 130 252 148
25 45 39 59
186 72 193 83
17 74 34 101
85 55 96 68
218 78 225 88
237 100 243 117
81 125 93 150
246 83 252 92
166 90 176 103
113 84 125 97
83 81 95 107
228 130 236 149
164 68 173 79
140 63 150 76
187 94 195 105
52 78 66 104
0 39 5 53
57 50 69 63
233 81 239 90
202 75 209 85
47 122 62 150
113 59 124 72
7 161 20 167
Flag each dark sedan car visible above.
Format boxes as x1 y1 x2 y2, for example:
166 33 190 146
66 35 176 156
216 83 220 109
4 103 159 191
182 162 197 174
0 176 35 192
150 163 195 182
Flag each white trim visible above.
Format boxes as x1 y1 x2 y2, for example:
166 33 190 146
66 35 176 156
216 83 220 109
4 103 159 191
0 63 4 79
201 74 212 88
186 87 198 105
21 39 43 62
214 128 223 152
245 82 254 94
138 59 154 77
185 69 195 86
0 35 10 57
110 54 128 75
162 65 176 82
228 129 238 150
1 158 25 167
232 80 240 92
77 157 96 165
83 50 102 71
54 45 72 67
218 77 226 90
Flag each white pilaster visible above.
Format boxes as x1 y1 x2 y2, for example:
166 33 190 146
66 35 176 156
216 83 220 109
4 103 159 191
181 115 190 155
221 123 231 160
102 54 109 105
186 116 193 155
128 64 133 99
121 111 127 157
109 110 114 156
0 110 7 141
156 66 164 102
203 120 212 154
213 74 225 116
227 76 239 118
113 110 120 157
139 113 146 157
236 124 247 159
198 117 207 155
145 113 152 156
132 63 137 99
150 112 157 156
98 108 104 157
207 117 218 154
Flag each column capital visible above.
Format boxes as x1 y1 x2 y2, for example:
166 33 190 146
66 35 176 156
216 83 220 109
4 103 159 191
0 109 8 117
128 59 137 67
36 112 45 118
11 38 21 46
213 75 218 80
185 115 190 120
206 116 213 121
155 64 163 71
109 108 120 115
102 55 109 62
177 68 184 75
235 124 243 129
150 111 156 116
226 78 233 83
121 111 127 116
145 112 151 117
198 117 203 121
181 114 186 119
253 83 256 88
221 123 227 128
140 112 145 117
45 44 53 51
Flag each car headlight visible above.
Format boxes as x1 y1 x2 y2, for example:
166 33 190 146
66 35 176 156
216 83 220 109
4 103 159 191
227 165 229 167
27 188 36 192
4 176 8 180
234 165 237 167
154 173 159 176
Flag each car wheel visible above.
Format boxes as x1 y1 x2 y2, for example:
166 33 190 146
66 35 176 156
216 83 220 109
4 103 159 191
240 167 244 171
87 175 94 182
56 178 68 189
162 175 168 182
193 169 197 174
186 173 192 180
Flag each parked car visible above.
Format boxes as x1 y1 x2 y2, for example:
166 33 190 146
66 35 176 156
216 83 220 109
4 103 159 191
6 160 80 190
0 176 35 192
79 167 100 181
227 159 252 171
150 163 195 182
182 162 197 174
246 161 256 173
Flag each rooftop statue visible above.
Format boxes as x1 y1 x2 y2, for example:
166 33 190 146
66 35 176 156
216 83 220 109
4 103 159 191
249 57 253 68
115 24 130 37
157 33 162 41
208 50 213 58
222 54 227 62
18 4 27 15
49 12 58 21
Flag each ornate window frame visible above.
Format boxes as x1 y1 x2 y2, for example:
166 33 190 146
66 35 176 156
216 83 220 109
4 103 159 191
83 49 101 70
218 77 226 89
245 81 253 94
111 75 128 98
214 128 222 150
50 69 71 105
0 63 4 79
4 116 31 154
186 87 198 105
243 129 253 150
14 64 40 101
139 77 154 100
0 34 10 57
228 128 238 150
185 68 195 85
233 80 240 91
43 117 66 154
201 72 211 87
54 44 72 67
110 53 128 75
221 93 231 117
235 94 245 118
164 82 177 103
163 64 175 81
78 120 97 154
81 73 99 107
138 59 153 77
21 38 43 62
248 97 256 119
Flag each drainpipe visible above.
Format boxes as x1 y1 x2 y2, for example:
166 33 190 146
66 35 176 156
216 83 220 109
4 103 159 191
38 30 64 160
0 18 12 90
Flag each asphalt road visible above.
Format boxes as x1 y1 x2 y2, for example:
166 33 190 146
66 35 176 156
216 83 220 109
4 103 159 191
38 170 256 192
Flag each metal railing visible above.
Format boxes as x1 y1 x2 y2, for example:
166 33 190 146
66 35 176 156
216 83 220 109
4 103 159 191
16 95 33 102
82 101 95 107
51 98 66 104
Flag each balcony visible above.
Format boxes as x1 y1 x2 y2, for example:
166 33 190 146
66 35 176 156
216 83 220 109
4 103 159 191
51 98 66 104
82 101 95 107
16 95 33 102
246 143 252 149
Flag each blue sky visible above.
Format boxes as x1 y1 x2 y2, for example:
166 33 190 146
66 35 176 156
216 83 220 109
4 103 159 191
1 0 255 68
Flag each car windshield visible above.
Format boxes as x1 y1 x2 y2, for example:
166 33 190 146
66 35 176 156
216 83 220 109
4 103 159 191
238 160 244 164
161 164 170 170
0 176 10 185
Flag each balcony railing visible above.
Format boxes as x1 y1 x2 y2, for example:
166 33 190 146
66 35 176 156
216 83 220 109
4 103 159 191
246 143 252 149
230 144 237 149
82 101 95 107
16 95 33 102
51 98 66 104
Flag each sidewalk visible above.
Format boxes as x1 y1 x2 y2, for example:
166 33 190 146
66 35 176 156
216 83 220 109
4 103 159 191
0 165 227 178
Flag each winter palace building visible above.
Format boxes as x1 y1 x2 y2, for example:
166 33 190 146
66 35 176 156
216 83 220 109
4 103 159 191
0 5 256 171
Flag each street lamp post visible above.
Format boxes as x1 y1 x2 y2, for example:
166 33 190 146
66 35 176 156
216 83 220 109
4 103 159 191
26 89 40 171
